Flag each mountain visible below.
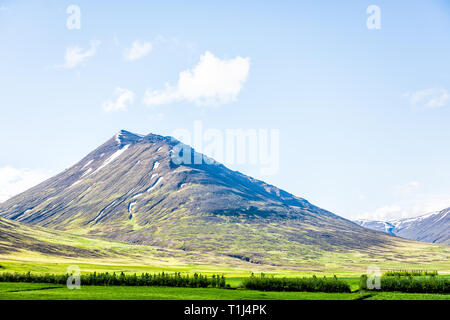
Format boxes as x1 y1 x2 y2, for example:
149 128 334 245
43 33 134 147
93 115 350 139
354 209 449 244
0 130 448 270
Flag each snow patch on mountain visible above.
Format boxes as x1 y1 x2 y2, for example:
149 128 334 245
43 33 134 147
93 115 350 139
70 180 82 188
81 168 92 177
82 160 93 169
128 201 136 214
147 177 163 192
92 200 117 223
93 145 130 174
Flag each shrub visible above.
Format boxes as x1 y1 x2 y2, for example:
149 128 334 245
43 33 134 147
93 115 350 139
242 273 351 293
360 274 449 293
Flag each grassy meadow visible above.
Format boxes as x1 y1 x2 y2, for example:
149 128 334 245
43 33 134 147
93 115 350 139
0 268 448 300
0 282 449 300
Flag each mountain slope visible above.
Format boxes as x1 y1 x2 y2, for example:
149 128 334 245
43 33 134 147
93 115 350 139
0 216 266 273
354 209 449 244
0 130 448 269
0 216 103 258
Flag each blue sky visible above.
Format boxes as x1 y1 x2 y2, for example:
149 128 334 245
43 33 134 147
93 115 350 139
1 0 450 220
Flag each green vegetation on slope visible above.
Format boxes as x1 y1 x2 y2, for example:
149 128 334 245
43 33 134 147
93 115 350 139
1 216 449 276
0 216 282 276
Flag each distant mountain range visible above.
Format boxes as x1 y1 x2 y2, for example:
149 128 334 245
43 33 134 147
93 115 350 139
0 130 448 270
354 208 449 244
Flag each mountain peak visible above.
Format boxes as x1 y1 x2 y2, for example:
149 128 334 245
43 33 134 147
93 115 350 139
114 130 144 146
116 129 144 139
113 130 174 148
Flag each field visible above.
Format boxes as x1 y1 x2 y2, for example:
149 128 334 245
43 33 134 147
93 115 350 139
0 282 448 300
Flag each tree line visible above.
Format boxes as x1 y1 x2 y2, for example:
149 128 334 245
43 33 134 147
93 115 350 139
242 273 351 293
0 271 227 288
382 270 438 277
360 274 449 293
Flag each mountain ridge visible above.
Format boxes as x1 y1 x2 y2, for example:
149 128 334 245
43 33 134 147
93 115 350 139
354 209 449 244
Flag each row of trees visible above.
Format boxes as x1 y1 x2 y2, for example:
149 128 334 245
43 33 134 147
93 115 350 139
360 274 449 293
242 273 351 293
0 271 227 288
382 270 438 277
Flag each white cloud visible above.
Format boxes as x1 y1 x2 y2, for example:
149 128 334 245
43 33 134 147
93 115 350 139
62 40 100 69
356 196 450 221
0 167 50 203
144 51 250 107
409 197 450 216
102 87 135 112
392 181 420 196
404 88 449 109
123 40 152 61
358 205 403 221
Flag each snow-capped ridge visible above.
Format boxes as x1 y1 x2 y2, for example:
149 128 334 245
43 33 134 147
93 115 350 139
115 130 145 146
354 209 449 244
391 211 440 226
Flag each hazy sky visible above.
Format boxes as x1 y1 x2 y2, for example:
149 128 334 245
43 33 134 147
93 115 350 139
1 0 450 220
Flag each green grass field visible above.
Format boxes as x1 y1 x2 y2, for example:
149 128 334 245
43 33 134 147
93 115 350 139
0 282 448 300
1 260 448 300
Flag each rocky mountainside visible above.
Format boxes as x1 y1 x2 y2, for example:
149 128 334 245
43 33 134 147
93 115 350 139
354 209 449 244
0 130 444 267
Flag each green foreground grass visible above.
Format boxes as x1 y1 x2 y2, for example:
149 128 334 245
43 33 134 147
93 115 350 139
0 282 448 300
1 270 448 300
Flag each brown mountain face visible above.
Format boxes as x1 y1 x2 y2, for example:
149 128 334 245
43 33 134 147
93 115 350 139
0 130 446 268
